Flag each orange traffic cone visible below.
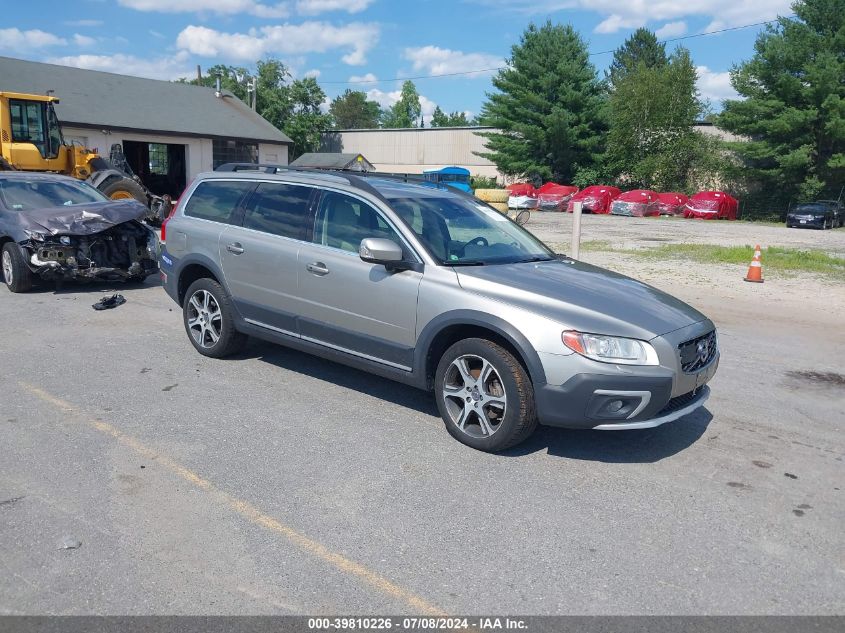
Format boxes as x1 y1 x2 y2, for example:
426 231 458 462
744 244 764 283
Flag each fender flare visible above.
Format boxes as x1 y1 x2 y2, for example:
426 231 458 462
87 168 129 190
414 310 548 387
172 252 231 304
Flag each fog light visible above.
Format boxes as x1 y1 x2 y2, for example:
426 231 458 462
607 400 624 413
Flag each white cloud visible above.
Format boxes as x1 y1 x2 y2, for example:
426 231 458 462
73 33 97 47
0 28 66 51
117 0 290 18
304 68 321 78
655 21 687 38
296 0 374 15
696 65 739 102
176 22 379 65
149 30 166 39
65 19 104 27
348 72 378 83
46 52 194 81
404 46 504 77
470 0 792 33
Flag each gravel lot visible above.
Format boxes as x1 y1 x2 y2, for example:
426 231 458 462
527 211 845 258
1 216 843 615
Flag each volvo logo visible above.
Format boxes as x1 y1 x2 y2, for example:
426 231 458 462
696 340 710 364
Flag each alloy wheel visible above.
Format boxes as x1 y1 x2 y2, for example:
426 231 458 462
187 289 223 349
442 354 508 438
2 250 12 286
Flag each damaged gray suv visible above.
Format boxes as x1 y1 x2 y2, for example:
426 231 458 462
161 165 718 452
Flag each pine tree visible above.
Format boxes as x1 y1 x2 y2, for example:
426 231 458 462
479 21 606 182
607 28 668 89
718 0 845 200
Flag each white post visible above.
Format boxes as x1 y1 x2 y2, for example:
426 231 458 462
571 200 583 260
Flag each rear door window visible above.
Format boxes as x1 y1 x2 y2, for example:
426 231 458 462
183 180 254 224
241 182 313 240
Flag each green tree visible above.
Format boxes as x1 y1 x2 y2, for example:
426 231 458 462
718 0 845 200
381 80 422 128
282 77 333 159
479 21 606 182
329 89 382 129
431 106 471 127
606 47 708 190
607 28 668 89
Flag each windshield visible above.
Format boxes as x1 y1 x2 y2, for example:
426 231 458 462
0 178 109 211
793 204 831 213
387 194 555 265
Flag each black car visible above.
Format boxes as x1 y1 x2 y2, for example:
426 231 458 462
786 200 843 230
0 172 159 293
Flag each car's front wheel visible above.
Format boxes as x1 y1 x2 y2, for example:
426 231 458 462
2 243 33 293
182 278 247 358
434 338 538 452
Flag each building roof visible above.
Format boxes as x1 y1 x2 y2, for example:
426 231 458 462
0 56 291 145
290 152 374 171
326 126 496 133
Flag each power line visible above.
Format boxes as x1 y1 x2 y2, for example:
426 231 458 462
320 17 786 85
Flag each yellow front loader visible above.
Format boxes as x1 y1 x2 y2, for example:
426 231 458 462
0 92 167 222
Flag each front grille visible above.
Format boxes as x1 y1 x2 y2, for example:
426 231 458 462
678 330 717 373
656 390 701 416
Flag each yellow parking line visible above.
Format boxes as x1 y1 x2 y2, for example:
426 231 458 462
20 382 446 616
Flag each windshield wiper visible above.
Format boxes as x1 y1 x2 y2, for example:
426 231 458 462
447 260 487 266
514 255 556 263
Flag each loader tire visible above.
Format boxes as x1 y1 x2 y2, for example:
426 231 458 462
474 189 509 203
489 202 509 214
99 177 147 205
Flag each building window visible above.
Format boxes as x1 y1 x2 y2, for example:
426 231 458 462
213 139 258 169
148 143 169 175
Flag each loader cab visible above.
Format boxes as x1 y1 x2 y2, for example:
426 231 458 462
0 93 69 171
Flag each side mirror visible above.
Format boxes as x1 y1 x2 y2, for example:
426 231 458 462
359 238 403 265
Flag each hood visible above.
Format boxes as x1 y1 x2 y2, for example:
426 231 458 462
14 200 148 237
456 259 707 340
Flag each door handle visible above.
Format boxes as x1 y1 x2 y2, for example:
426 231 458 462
306 262 329 276
226 243 244 255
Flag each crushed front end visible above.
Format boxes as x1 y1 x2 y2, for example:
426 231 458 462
22 220 158 282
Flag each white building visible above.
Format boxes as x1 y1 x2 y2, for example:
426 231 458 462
0 56 291 198
321 127 502 179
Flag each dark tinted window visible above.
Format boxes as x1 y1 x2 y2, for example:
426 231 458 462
242 182 313 240
184 180 253 224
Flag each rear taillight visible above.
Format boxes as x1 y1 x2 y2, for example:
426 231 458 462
160 197 179 242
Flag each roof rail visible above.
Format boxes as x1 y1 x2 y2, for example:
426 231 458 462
215 162 307 174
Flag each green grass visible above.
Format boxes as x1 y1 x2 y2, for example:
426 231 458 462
627 244 845 278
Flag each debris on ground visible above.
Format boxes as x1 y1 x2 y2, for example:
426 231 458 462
58 536 82 550
92 294 126 311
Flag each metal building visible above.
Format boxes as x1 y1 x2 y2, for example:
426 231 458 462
321 127 502 179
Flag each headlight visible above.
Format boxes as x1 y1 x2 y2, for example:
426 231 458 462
24 230 45 242
562 331 659 366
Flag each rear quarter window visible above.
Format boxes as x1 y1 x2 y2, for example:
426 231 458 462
183 180 254 224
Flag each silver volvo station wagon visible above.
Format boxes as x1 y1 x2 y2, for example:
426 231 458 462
160 164 718 452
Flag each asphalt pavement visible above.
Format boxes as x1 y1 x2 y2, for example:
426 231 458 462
1 273 842 615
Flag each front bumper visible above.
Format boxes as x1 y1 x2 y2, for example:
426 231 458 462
593 386 709 430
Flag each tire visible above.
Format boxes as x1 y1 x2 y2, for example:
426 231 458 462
434 338 538 452
2 242 33 293
182 278 247 358
489 202 509 214
474 189 509 203
99 177 147 205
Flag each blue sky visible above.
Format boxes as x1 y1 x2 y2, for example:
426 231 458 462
1 0 793 122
